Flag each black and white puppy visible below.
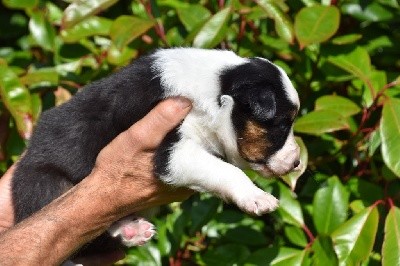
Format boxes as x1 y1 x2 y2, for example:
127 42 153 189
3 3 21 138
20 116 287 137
12 48 300 251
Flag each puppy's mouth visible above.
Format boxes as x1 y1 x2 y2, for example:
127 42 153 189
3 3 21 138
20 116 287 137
249 162 300 178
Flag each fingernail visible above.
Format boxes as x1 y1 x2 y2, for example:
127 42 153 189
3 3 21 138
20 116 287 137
175 97 192 109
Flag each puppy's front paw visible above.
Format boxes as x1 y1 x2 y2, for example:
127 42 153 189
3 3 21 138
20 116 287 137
237 191 279 216
108 217 156 247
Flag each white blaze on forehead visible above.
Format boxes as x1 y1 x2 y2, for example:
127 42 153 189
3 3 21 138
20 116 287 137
277 66 300 108
152 48 248 102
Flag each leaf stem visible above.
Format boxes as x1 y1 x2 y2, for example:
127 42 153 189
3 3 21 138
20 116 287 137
302 224 315 244
140 0 169 47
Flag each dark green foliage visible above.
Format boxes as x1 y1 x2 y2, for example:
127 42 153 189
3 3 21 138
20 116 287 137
0 0 399 264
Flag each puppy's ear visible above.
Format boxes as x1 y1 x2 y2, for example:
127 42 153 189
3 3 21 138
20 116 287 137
237 86 276 122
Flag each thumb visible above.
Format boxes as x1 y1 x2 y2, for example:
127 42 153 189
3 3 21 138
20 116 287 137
126 97 192 149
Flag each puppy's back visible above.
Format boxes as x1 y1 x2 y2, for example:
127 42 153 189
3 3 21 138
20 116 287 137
12 53 164 222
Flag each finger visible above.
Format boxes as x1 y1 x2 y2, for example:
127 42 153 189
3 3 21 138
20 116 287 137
126 97 192 149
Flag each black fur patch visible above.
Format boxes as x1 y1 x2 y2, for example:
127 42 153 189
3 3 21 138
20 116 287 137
11 54 180 254
220 58 297 160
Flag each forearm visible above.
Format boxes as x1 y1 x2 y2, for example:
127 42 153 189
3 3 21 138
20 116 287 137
0 172 123 265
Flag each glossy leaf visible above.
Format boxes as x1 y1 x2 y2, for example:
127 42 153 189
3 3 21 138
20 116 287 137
177 4 211 32
294 110 349 135
313 176 349 234
332 34 362 45
20 69 59 87
61 17 112 43
0 65 32 139
312 236 338 265
315 95 361 117
380 98 400 177
342 1 395 22
107 45 137 66
277 183 304 227
244 246 309 266
382 206 400 266
62 0 118 29
328 47 372 91
110 16 155 50
295 5 340 48
29 10 56 51
193 7 231 48
189 196 220 235
281 137 308 190
271 247 309 266
331 206 379 265
201 244 250 265
257 0 294 44
3 0 37 9
284 225 308 247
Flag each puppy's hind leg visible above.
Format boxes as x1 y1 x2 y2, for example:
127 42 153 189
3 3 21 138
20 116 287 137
12 165 74 223
108 216 156 247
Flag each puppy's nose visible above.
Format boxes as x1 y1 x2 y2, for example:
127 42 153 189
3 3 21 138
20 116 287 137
293 160 300 169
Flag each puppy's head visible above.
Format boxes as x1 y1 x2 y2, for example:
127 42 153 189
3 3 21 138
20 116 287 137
221 57 300 177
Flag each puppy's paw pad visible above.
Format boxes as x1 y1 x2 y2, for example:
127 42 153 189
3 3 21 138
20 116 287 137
110 218 156 247
240 193 279 216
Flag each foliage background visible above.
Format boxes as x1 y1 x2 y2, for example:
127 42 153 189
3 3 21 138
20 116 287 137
1 0 400 265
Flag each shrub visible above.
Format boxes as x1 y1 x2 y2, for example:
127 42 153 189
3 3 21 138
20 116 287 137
1 0 399 265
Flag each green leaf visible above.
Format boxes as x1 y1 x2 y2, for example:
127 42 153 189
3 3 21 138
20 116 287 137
223 226 267 246
193 7 231 48
368 130 381 156
189 196 219 235
0 65 33 139
257 0 295 44
61 0 118 29
295 5 340 48
315 95 361 117
312 236 339 265
342 1 395 22
107 45 137 66
201 244 250 265
313 176 349 234
331 34 362 45
61 16 112 43
30 93 42 121
327 47 373 91
271 247 309 266
20 68 59 87
331 206 379 265
277 182 305 227
281 137 308 190
347 178 384 206
124 243 161 266
382 206 400 266
177 4 211 32
29 10 56 51
110 16 155 50
284 225 308 247
380 98 400 177
244 246 309 266
294 110 349 135
2 0 37 9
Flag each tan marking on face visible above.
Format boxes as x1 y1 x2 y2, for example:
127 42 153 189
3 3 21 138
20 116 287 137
238 120 270 161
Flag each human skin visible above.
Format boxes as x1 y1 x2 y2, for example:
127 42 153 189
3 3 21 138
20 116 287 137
0 97 194 265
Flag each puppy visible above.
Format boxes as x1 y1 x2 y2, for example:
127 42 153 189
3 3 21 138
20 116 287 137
12 48 300 254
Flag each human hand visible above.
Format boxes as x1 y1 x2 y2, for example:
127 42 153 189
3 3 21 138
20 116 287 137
90 97 194 218
0 165 15 232
0 97 195 265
